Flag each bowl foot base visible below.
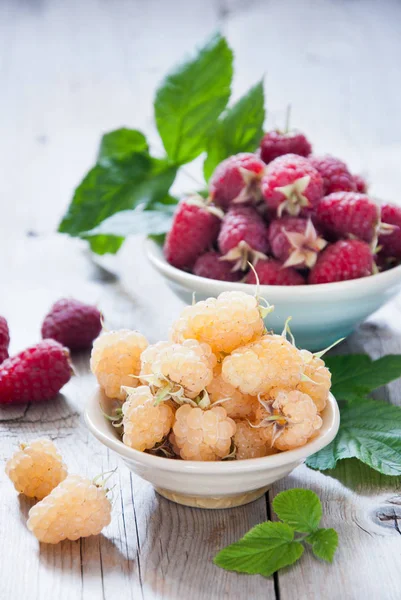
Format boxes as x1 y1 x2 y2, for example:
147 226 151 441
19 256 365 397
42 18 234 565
155 486 269 509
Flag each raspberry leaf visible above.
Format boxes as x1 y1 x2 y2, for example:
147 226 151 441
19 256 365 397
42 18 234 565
154 32 233 164
306 396 401 475
204 80 265 181
214 521 304 577
325 354 401 402
272 489 322 533
306 528 339 563
58 155 177 245
97 128 149 164
85 235 125 255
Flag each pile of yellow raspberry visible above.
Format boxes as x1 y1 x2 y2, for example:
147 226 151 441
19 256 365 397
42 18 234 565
91 290 331 461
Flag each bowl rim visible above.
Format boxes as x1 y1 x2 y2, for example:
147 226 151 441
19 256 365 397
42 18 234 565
145 238 401 296
85 387 340 474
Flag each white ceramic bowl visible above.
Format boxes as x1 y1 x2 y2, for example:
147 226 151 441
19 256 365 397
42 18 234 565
85 388 340 509
146 239 401 350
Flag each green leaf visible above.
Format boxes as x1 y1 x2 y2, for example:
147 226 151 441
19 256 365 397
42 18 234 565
84 234 124 255
97 128 148 165
214 521 304 578
326 354 401 402
306 528 338 563
154 32 233 164
272 489 322 533
204 80 265 180
58 155 177 237
306 396 401 475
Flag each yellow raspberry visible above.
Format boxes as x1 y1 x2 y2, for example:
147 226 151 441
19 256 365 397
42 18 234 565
170 291 264 355
27 475 111 543
233 420 276 460
140 339 216 398
5 439 67 500
172 405 236 461
90 329 148 400
297 350 331 411
255 390 322 451
222 335 304 396
122 385 174 452
206 364 258 419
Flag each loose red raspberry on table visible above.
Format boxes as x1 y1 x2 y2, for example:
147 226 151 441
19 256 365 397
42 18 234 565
193 251 243 282
267 217 327 268
209 153 265 210
309 155 356 195
316 192 380 244
353 174 368 193
308 239 373 284
260 130 312 164
218 206 269 271
41 298 102 351
0 340 72 405
164 195 222 270
378 203 401 258
261 154 324 217
245 258 305 285
0 316 10 365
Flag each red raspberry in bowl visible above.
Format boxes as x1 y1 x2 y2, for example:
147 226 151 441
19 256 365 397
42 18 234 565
308 240 373 284
218 206 269 271
41 298 102 351
209 153 265 210
0 316 10 365
164 196 222 270
378 203 401 258
245 258 305 285
193 251 242 282
267 217 327 268
309 155 356 194
353 174 368 193
0 340 72 405
316 192 380 244
261 154 324 217
260 130 312 164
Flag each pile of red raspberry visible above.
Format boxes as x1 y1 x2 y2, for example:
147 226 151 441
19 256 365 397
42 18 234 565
164 131 401 285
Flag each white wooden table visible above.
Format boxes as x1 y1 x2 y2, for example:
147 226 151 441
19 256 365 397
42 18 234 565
1 1 401 598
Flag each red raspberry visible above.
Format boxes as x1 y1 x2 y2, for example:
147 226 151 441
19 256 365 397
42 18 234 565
316 192 380 244
209 153 265 210
0 340 72 405
245 258 305 285
353 174 368 193
378 203 401 258
0 316 10 365
218 206 269 270
193 251 242 282
267 217 327 268
308 240 373 284
41 299 102 351
260 130 312 164
164 196 222 270
261 154 324 217
309 155 356 194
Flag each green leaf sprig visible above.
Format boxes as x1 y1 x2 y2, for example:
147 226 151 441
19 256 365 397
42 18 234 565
58 33 266 254
214 489 338 577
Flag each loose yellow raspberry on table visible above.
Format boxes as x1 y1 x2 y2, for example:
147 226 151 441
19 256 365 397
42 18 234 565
255 389 322 451
122 385 174 452
206 364 258 419
5 438 67 500
140 339 216 398
222 334 304 396
172 405 236 461
233 420 276 460
297 349 331 411
27 474 112 543
170 291 264 355
90 329 148 400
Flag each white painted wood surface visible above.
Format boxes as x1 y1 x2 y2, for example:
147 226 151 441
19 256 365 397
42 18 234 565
1 1 401 598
